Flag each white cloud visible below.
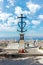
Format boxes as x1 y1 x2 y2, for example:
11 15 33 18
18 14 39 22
0 11 17 31
0 11 12 21
0 0 3 11
7 16 20 25
15 6 22 15
25 29 43 37
6 0 16 8
25 20 30 25
32 20 40 25
0 13 19 31
14 19 19 25
25 30 37 37
26 1 41 14
6 5 10 8
0 23 17 31
0 8 2 11
38 15 43 20
14 6 30 16
7 17 15 25
7 0 15 6
23 10 30 15
0 0 3 2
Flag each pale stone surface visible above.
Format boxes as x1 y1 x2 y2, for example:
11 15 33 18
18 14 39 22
19 40 25 49
37 48 43 53
36 56 43 64
19 43 25 49
19 40 24 43
4 43 19 49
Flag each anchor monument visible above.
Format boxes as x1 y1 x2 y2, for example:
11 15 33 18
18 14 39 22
17 14 27 53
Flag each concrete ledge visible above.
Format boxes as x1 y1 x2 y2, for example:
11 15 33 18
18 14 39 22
0 53 43 58
37 48 43 53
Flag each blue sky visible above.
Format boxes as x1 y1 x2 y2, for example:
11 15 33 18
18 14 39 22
0 0 43 37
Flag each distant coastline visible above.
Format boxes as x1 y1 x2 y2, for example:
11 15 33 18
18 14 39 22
0 37 43 40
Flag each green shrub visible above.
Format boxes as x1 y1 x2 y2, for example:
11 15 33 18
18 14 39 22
39 46 43 50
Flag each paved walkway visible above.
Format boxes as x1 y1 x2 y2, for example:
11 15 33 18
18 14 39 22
0 56 43 65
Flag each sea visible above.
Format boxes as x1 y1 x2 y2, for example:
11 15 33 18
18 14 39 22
0 37 43 40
